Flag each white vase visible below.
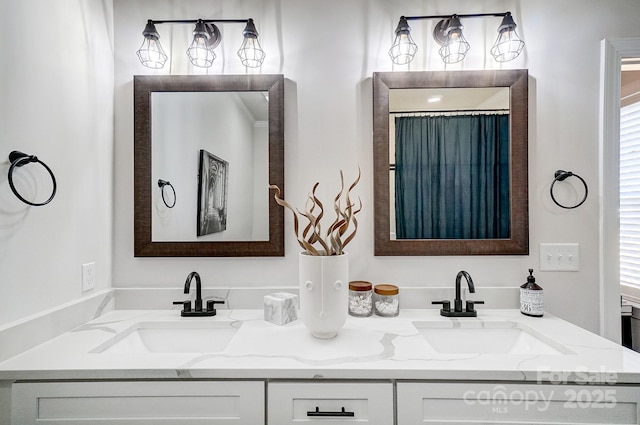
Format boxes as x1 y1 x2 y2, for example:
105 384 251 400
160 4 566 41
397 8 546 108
298 252 349 339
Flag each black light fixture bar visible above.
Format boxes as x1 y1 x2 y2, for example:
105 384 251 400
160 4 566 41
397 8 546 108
389 11 525 65
148 19 250 25
403 12 509 21
136 17 266 69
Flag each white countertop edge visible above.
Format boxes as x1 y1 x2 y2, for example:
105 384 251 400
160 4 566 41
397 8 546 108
4 368 640 384
1 309 640 384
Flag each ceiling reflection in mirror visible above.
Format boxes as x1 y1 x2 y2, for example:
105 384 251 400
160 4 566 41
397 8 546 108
151 91 269 242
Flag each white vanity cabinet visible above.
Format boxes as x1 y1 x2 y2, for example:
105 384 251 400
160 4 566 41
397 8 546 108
10 379 640 424
267 382 394 425
11 380 265 425
397 382 640 424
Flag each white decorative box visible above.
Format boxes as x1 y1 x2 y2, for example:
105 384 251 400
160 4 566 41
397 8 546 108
264 292 298 325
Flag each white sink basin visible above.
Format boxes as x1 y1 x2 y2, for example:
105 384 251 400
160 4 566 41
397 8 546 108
413 320 572 355
90 321 240 354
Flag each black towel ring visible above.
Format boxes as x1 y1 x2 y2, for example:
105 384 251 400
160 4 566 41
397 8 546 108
8 151 57 206
158 179 176 208
550 170 588 209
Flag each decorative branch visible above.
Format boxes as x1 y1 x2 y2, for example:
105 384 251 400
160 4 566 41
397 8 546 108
269 168 361 256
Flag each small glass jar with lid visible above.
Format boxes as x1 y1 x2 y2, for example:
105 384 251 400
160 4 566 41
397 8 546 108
373 284 399 317
348 281 373 317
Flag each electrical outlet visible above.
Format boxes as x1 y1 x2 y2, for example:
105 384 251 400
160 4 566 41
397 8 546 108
82 262 96 292
539 243 579 271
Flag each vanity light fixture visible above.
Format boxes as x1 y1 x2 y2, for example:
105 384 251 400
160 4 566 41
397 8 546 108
137 21 168 69
388 16 418 66
186 20 219 68
433 15 470 64
389 12 524 65
490 13 526 62
136 18 265 69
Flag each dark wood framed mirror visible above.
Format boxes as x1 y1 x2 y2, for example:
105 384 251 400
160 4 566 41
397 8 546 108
134 74 284 257
373 69 528 256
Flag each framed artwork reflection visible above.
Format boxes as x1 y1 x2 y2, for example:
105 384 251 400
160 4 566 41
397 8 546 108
197 149 229 236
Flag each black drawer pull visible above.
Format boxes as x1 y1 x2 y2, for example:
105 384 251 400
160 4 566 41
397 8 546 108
307 406 355 417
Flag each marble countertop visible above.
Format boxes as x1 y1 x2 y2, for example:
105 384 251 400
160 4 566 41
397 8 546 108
2 309 640 383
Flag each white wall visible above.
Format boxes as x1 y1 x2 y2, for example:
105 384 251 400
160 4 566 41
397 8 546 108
112 0 640 333
0 0 114 326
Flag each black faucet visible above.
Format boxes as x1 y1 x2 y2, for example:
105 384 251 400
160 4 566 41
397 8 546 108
173 271 224 317
432 270 484 317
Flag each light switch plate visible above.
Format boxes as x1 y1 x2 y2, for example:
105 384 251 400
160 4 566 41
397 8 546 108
539 243 579 271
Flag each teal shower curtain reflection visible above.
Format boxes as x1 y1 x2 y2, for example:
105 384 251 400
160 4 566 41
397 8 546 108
394 114 510 239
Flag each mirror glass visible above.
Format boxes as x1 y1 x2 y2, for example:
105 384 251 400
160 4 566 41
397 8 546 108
373 70 528 256
134 74 284 257
152 91 269 242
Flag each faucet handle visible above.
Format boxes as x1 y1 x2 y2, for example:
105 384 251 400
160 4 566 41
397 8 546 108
465 300 484 313
206 299 225 313
432 300 451 313
172 300 192 312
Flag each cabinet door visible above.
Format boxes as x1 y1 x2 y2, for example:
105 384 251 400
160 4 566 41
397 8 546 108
268 382 393 425
12 381 264 425
397 382 640 425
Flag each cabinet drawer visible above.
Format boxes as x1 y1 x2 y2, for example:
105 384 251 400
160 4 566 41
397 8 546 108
12 380 264 425
398 382 640 425
268 382 393 425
